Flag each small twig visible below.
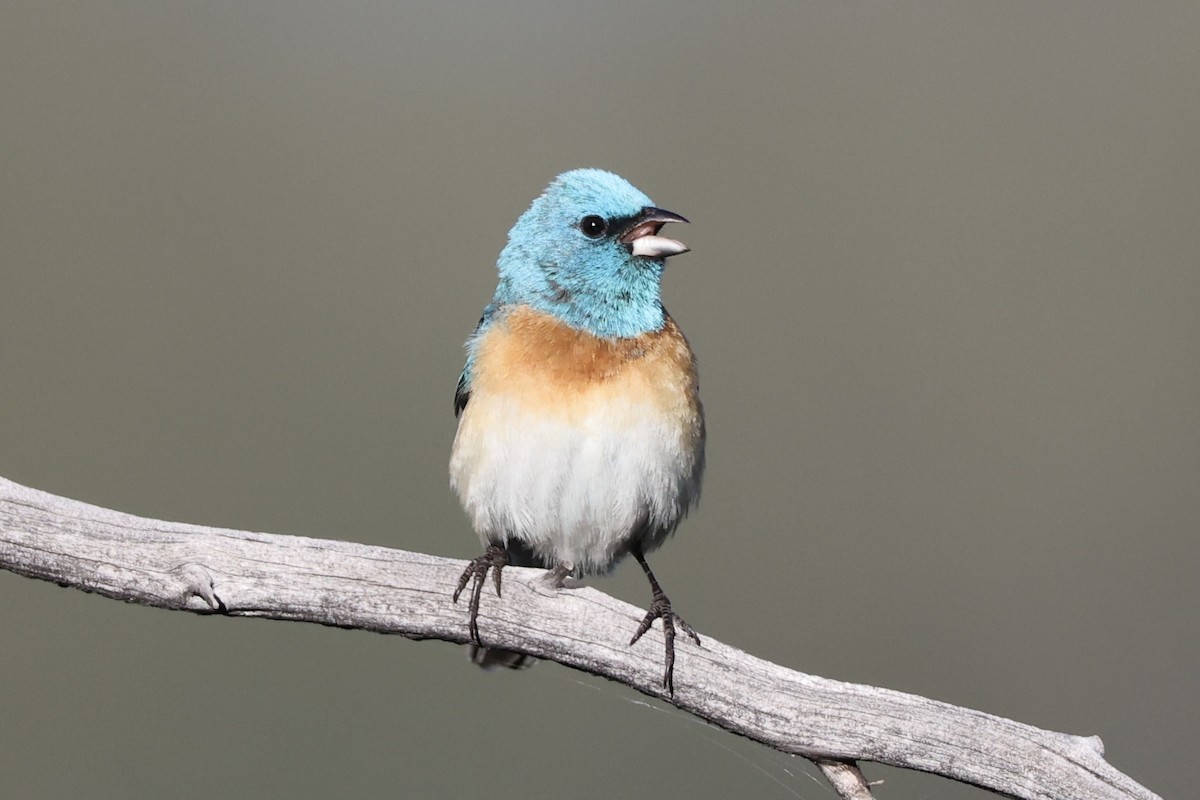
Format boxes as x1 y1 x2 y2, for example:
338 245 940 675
815 760 876 800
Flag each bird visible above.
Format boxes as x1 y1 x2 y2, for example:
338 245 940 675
449 168 705 694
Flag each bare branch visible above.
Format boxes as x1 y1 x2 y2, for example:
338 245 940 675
0 476 1160 800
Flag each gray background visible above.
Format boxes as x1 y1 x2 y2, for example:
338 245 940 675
2 3 1196 799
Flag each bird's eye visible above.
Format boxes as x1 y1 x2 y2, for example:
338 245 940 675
579 215 608 239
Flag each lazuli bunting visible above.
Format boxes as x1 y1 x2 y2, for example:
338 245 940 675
450 169 704 693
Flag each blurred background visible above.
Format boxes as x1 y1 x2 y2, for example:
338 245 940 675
2 3 1196 798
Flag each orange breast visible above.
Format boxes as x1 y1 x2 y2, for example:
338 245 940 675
469 306 701 421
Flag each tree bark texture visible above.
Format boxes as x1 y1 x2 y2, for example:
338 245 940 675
0 476 1160 800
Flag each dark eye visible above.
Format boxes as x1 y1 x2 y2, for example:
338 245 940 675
579 215 608 239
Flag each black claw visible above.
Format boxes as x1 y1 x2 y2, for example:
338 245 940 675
452 544 508 644
630 592 699 694
629 551 700 696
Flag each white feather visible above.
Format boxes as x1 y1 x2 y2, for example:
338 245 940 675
450 391 702 575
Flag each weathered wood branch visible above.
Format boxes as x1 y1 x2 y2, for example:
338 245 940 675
0 475 1159 800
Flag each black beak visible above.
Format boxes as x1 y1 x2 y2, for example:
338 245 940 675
619 207 690 258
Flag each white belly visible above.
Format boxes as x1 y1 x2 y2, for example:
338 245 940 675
450 391 702 575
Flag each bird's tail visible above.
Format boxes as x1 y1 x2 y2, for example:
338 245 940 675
468 644 537 671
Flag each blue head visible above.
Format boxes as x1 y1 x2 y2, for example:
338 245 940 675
493 169 689 339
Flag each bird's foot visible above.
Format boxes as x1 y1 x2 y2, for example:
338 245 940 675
452 544 508 644
541 561 575 589
629 588 701 695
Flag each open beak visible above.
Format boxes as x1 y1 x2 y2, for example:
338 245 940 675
620 207 690 259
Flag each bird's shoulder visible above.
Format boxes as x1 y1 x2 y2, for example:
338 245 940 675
454 305 498 418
